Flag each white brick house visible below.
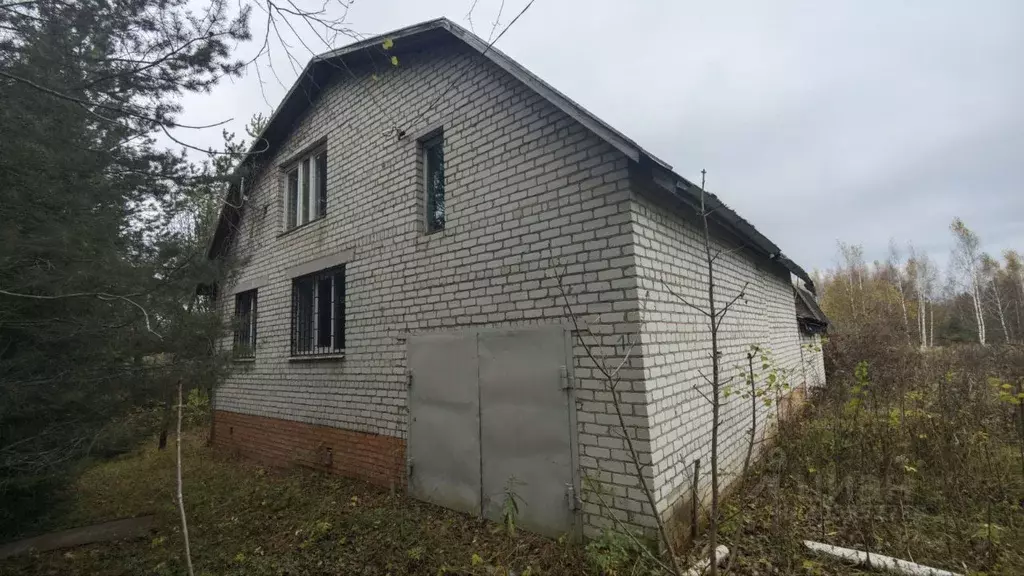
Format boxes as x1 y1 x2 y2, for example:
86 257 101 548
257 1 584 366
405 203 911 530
207 18 827 542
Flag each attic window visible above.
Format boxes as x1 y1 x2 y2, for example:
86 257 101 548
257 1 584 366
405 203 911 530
286 148 327 230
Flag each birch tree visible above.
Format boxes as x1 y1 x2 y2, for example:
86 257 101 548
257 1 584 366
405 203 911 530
886 240 911 344
1004 250 1024 342
907 245 938 349
837 242 867 320
981 254 1011 343
950 218 986 345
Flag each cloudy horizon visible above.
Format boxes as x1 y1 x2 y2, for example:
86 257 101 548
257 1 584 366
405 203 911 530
170 0 1023 274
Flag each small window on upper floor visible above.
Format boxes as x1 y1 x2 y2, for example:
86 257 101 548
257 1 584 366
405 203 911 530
233 289 257 358
286 148 327 230
422 132 445 233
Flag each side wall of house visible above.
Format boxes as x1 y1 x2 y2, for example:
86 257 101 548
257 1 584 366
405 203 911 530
214 38 657 534
629 191 805 545
798 331 826 389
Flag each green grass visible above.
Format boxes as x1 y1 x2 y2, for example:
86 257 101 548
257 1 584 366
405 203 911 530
0 431 589 576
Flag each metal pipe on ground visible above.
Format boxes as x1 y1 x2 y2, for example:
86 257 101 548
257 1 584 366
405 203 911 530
803 540 962 576
683 545 729 576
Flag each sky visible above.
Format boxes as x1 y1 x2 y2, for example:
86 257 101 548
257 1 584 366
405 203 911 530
172 0 1024 273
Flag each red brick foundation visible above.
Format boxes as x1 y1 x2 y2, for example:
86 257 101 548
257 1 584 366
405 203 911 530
213 410 406 488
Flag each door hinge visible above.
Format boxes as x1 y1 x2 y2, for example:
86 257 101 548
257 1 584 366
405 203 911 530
565 483 580 512
407 458 415 477
406 369 413 388
560 365 572 390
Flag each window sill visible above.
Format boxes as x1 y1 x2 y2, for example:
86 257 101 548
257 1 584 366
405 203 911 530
277 215 326 239
288 353 346 362
420 225 451 240
232 357 256 363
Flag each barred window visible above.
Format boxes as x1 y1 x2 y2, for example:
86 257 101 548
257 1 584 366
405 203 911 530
286 148 328 230
233 290 257 358
423 132 445 233
291 266 345 356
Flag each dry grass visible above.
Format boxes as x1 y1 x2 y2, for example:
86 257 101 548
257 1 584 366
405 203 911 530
0 431 589 576
699 345 1024 576
4 344 1022 576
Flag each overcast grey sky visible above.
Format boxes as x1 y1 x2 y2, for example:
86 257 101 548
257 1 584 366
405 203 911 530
174 0 1024 272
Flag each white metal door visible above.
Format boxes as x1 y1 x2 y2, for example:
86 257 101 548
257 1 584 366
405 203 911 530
406 332 481 515
406 326 577 536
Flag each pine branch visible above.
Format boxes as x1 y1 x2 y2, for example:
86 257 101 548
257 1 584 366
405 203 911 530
0 70 231 130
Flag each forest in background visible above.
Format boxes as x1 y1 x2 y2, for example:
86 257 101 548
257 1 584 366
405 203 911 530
816 219 1023 348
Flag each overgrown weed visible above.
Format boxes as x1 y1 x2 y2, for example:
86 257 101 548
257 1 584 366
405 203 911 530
709 344 1024 575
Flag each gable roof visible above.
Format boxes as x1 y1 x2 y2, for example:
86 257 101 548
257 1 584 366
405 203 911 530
207 17 817 293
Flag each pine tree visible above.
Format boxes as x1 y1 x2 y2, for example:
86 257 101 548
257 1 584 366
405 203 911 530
0 0 250 529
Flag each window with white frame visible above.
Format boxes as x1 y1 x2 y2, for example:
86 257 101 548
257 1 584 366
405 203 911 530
285 148 327 230
291 265 345 356
233 289 257 358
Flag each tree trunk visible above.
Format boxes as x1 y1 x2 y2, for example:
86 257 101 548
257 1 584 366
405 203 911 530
858 271 865 318
1017 272 1024 342
992 280 1010 343
743 352 757 480
176 381 196 576
895 274 910 344
847 274 857 321
929 303 934 348
701 178 721 576
971 273 987 346
1013 291 1023 344
918 298 927 350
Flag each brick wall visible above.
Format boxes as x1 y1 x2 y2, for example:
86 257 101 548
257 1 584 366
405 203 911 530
213 410 405 487
217 37 651 534
628 191 807 543
216 30 822 539
799 331 827 389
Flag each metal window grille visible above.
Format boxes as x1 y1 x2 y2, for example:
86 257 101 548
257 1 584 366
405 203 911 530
424 132 445 233
291 266 345 356
233 290 257 358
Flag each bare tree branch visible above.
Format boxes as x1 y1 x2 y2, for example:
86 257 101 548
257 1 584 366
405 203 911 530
709 242 748 266
664 282 712 318
554 268 684 575
714 282 749 331
488 0 507 42
0 288 163 339
406 0 537 133
584 475 677 575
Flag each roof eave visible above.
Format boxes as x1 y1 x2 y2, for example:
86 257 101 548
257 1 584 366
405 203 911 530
643 158 817 293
